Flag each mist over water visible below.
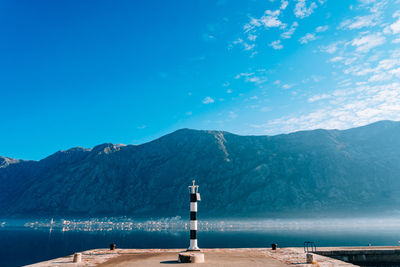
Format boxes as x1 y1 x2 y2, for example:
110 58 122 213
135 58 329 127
1 217 400 267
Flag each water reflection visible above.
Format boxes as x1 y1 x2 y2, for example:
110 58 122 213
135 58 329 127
2 217 400 233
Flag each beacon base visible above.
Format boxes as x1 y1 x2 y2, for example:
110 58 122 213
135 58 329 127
188 240 200 251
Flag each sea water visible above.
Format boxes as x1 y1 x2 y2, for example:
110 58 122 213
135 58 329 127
1 218 400 267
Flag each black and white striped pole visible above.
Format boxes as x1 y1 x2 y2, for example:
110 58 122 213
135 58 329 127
188 180 201 251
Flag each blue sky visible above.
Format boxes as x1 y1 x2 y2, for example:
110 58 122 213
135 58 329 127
1 0 400 160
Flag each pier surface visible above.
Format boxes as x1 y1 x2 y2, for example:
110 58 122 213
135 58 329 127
25 248 357 266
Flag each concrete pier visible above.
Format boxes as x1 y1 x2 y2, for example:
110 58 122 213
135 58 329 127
315 246 400 266
24 248 356 267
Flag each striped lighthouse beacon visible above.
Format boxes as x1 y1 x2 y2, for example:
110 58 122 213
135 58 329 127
188 180 201 251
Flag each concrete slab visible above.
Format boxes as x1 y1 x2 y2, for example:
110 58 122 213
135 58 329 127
24 248 356 267
97 250 288 267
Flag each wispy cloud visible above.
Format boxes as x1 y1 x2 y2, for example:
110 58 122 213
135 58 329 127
244 10 286 33
281 22 299 39
294 0 317 19
282 83 294 89
243 43 256 51
269 40 284 49
320 41 343 54
234 0 299 54
330 56 344 62
237 0 400 135
202 96 215 104
340 14 380 29
261 82 400 134
308 93 331 103
233 0 324 55
266 1 399 134
340 0 387 31
280 0 289 10
299 33 316 44
228 111 238 119
351 33 386 52
299 25 329 44
315 25 329 32
389 17 400 34
235 70 268 85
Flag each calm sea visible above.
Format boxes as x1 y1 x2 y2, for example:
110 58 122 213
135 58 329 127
1 218 400 267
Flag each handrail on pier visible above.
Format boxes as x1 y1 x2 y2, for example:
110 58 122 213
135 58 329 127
304 241 317 253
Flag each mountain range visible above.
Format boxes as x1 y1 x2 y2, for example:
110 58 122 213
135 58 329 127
1 120 400 218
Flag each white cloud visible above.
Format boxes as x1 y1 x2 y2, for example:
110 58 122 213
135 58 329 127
262 10 286 28
392 38 400 44
341 57 400 81
294 0 317 19
376 58 400 70
368 72 392 82
243 43 255 51
320 41 343 54
247 76 262 83
298 25 328 44
238 5 291 55
202 96 215 104
235 0 302 55
281 22 299 39
235 72 254 79
299 33 316 44
229 111 238 119
258 83 400 134
282 84 294 89
270 40 284 49
308 93 331 102
271 2 397 135
340 15 379 29
235 71 267 84
330 56 344 62
316 25 329 32
232 0 399 135
280 0 289 10
351 33 386 52
227 89 232 94
247 33 257 41
391 67 400 77
344 57 358 66
233 38 243 45
245 10 286 32
390 18 400 34
231 37 257 53
311 75 324 82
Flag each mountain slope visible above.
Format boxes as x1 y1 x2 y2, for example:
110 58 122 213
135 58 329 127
1 120 400 218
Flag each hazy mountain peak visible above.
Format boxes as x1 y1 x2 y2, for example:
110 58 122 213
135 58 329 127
91 143 125 154
0 156 20 168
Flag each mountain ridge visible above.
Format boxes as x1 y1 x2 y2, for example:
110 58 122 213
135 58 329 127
1 120 400 218
3 120 397 162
